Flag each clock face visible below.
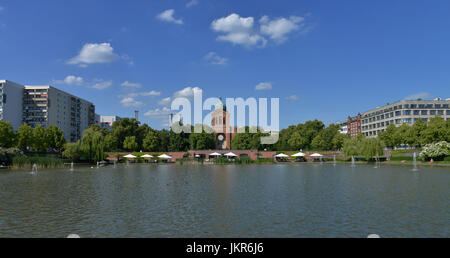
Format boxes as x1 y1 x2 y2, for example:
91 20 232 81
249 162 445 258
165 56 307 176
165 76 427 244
217 134 225 141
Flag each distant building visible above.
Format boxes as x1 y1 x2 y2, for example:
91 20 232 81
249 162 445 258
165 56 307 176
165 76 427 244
99 115 121 130
361 98 450 137
211 100 237 150
23 86 96 142
336 121 348 135
0 80 24 130
347 113 362 137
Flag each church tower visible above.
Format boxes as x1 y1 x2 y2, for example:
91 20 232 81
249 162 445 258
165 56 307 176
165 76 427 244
211 98 236 150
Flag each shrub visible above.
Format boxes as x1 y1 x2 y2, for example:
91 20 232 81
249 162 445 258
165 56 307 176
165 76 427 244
419 141 449 161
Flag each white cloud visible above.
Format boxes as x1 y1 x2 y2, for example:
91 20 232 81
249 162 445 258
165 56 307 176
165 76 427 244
260 15 305 43
91 80 113 90
158 97 172 106
404 92 433 100
286 95 299 101
144 107 172 117
64 75 84 85
174 86 203 98
186 0 199 8
211 13 266 48
139 91 161 96
121 81 142 88
255 82 272 90
68 43 119 66
156 9 183 25
121 97 144 107
53 75 84 85
204 52 228 65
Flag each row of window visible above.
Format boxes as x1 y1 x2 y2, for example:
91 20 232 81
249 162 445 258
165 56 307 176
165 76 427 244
364 103 450 118
362 110 449 124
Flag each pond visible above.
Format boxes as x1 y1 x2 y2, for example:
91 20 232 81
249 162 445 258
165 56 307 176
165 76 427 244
0 164 448 237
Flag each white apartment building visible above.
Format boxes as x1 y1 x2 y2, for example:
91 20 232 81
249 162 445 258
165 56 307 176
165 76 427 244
99 115 121 130
0 80 24 130
361 98 450 137
23 85 96 142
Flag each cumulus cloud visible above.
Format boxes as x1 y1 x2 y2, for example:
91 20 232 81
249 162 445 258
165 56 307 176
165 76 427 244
91 80 113 90
156 9 183 25
53 75 84 85
211 13 266 48
186 0 199 8
255 82 273 90
158 97 172 106
404 92 433 100
211 13 309 48
174 86 203 98
204 52 228 65
144 107 172 117
260 15 304 43
286 95 299 101
68 43 119 66
121 97 144 107
121 81 142 88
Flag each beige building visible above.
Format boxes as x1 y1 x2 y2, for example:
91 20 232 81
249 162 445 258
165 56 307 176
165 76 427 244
23 86 95 142
361 98 450 137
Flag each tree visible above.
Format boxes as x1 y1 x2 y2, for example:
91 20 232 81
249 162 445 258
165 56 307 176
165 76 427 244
62 141 81 161
111 118 140 150
104 133 118 152
379 124 397 148
332 133 349 150
0 121 16 148
360 138 385 161
45 125 66 152
410 119 427 146
143 131 161 151
311 124 340 150
123 136 139 151
80 128 105 162
189 125 215 150
16 124 33 151
32 125 47 152
422 116 448 144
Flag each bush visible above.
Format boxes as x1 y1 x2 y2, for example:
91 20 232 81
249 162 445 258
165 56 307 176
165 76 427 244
419 141 449 161
12 156 65 169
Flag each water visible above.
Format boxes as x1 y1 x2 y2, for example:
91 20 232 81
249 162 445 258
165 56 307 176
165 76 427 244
333 155 336 166
412 152 419 171
0 164 448 238
351 157 356 167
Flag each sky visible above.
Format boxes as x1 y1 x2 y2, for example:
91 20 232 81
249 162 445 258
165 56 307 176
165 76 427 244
1 0 449 129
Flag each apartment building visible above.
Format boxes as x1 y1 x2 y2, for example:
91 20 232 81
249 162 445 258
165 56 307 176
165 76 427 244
23 86 96 142
99 115 121 130
0 80 24 130
361 98 450 137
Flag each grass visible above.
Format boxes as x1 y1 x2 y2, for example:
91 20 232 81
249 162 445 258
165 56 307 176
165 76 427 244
12 156 66 169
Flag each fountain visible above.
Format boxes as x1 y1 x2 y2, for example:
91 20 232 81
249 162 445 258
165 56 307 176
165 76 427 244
113 161 117 168
333 155 337 166
374 155 379 168
96 162 99 168
351 156 356 167
70 162 74 172
412 152 419 171
31 164 38 175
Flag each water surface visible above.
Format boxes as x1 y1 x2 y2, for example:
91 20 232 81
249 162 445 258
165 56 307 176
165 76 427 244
0 164 448 237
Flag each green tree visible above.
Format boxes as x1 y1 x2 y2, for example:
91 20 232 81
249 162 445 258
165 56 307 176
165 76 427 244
143 131 161 151
80 128 105 162
342 134 365 158
360 138 385 161
123 136 139 151
32 125 47 152
189 125 215 150
45 125 66 152
104 133 118 152
111 118 140 150
16 124 33 151
379 124 397 148
0 121 16 148
332 133 349 150
62 141 81 161
311 124 340 150
422 116 448 144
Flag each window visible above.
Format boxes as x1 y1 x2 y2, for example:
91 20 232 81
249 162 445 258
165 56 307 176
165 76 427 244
421 110 427 115
437 110 444 115
395 111 401 116
430 110 436 115
413 110 419 115
403 110 411 116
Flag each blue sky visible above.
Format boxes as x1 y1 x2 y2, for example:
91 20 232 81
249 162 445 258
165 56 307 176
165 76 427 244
1 0 449 129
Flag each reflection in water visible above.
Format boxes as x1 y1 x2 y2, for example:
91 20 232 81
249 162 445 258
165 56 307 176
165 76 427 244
0 164 448 238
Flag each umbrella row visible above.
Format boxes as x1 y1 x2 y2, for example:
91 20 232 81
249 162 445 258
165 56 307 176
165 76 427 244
274 152 323 158
123 154 173 159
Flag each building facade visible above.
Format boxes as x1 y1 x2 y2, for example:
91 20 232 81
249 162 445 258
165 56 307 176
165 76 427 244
336 121 348 134
361 99 450 137
211 100 238 150
347 113 362 137
99 115 121 130
23 85 96 142
0 80 24 130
